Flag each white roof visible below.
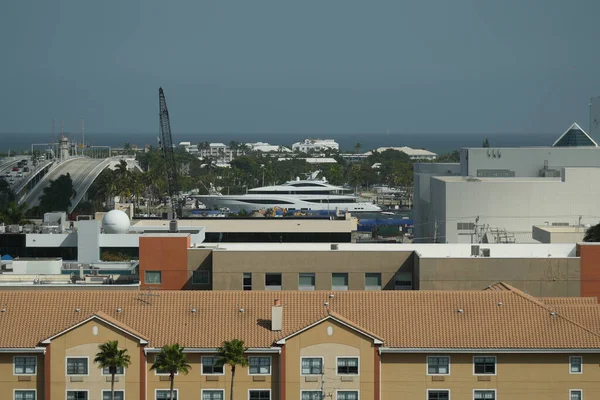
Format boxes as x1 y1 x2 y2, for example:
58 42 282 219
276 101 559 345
277 157 337 164
364 146 437 157
210 143 227 147
179 142 191 146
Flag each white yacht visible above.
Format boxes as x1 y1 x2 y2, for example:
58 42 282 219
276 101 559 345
195 172 381 213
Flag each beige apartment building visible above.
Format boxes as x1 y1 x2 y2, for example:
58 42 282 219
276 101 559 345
1 284 600 400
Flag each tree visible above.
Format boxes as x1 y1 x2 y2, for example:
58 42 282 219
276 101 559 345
94 340 131 400
216 339 249 400
150 344 190 400
0 201 29 225
354 142 361 154
38 173 76 213
584 223 600 242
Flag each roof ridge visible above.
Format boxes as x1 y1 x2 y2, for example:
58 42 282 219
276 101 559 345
507 287 600 340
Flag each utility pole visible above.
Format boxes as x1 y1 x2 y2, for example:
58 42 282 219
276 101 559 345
433 218 438 243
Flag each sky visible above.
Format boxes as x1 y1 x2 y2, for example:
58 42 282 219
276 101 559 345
2 0 600 135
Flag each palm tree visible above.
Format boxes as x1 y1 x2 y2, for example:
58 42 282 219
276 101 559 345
0 201 29 225
150 344 191 400
94 341 131 400
216 339 249 400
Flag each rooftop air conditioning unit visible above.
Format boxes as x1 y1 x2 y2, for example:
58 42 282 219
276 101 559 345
481 248 491 257
471 245 480 257
331 244 339 250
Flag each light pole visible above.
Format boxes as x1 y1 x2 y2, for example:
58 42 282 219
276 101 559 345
261 164 265 187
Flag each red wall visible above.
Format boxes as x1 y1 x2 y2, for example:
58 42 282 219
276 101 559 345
579 243 600 299
139 236 190 290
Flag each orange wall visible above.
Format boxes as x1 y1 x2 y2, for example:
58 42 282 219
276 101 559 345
579 244 600 299
139 236 190 290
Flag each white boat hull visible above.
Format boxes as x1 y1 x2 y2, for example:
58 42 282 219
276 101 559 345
195 194 381 213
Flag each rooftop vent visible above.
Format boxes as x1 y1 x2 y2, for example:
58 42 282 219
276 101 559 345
497 301 503 307
191 308 197 313
116 308 122 313
481 248 491 257
457 308 464 314
331 244 339 250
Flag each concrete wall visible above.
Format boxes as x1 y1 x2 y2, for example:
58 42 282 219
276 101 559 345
413 163 460 243
432 168 600 243
211 250 414 291
416 257 581 296
382 352 600 400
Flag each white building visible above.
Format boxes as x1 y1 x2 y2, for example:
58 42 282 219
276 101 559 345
246 142 292 153
179 141 199 154
365 146 438 160
292 139 339 153
198 143 244 163
428 168 600 244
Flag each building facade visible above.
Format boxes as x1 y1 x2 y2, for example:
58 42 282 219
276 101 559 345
291 139 339 153
1 287 600 400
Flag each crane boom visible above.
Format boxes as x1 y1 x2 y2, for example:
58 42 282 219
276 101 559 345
158 87 181 218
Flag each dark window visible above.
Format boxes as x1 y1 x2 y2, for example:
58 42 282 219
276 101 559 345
299 273 315 290
570 356 582 373
427 356 449 375
474 391 495 400
67 392 88 400
474 356 496 375
249 357 271 374
249 391 270 400
102 392 124 400
14 391 36 400
202 391 223 400
202 357 224 375
145 271 162 284
337 358 358 375
243 273 252 290
265 273 282 290
156 391 177 400
332 273 348 290
66 358 88 375
193 270 210 284
14 356 36 374
302 392 321 400
102 366 124 375
428 390 449 400
301 358 322 375
337 392 358 400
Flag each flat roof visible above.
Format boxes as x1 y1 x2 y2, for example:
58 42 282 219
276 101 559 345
533 226 588 233
132 218 355 233
199 242 577 258
434 176 562 183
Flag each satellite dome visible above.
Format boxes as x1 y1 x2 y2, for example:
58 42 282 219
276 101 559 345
102 210 130 234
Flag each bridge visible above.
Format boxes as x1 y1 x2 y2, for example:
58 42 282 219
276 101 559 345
17 156 142 213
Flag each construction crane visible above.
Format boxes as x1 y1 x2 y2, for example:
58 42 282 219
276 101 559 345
158 87 181 219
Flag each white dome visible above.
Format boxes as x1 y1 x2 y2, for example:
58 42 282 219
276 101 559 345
102 210 130 234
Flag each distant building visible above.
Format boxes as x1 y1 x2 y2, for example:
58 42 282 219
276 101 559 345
277 157 337 164
364 146 438 160
247 142 292 153
292 138 339 153
198 142 244 163
179 141 199 154
552 122 597 147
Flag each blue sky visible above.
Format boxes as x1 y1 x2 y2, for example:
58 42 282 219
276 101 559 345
2 0 599 134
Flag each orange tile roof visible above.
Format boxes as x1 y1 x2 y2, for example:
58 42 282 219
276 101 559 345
1 285 600 349
539 297 598 305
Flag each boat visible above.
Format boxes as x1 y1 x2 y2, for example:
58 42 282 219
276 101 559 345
194 171 381 213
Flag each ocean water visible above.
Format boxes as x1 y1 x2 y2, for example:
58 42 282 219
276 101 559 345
0 132 557 154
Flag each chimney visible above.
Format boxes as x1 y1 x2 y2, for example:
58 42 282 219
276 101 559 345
271 299 282 331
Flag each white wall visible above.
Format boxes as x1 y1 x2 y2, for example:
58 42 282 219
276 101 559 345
432 168 600 243
11 259 62 274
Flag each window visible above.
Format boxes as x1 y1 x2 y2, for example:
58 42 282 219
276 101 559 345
302 392 321 400
249 391 271 400
427 356 450 375
102 366 124 375
202 356 224 375
474 356 496 375
265 273 282 290
145 271 162 284
474 390 495 400
243 273 252 290
299 273 315 290
156 390 178 400
14 391 36 400
249 356 271 375
66 357 88 375
202 390 224 400
428 390 449 400
394 271 412 290
14 356 36 375
337 391 358 400
365 273 381 290
193 270 210 284
301 357 323 375
102 391 124 400
337 358 358 375
66 392 88 400
332 273 348 290
570 356 583 374
570 390 582 400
